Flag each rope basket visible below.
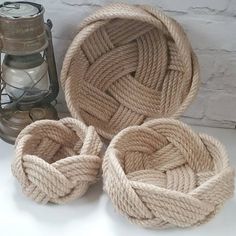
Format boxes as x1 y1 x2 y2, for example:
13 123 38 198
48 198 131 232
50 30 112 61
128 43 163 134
12 118 103 204
103 119 234 228
61 3 200 139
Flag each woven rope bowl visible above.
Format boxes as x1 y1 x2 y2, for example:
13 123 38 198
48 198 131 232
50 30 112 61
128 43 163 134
12 118 103 204
103 119 234 229
61 3 200 139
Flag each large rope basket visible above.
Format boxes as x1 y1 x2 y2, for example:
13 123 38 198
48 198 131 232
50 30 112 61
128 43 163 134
103 119 234 228
12 118 103 204
61 3 200 139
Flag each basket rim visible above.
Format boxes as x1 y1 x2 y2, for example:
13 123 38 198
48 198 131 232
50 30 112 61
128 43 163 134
104 118 232 192
61 3 200 139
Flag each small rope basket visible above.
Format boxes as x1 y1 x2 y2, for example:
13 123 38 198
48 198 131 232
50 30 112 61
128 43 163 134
103 119 234 228
12 118 103 204
61 3 200 139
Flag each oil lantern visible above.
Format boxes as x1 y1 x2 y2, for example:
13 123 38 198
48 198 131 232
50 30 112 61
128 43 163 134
0 1 59 144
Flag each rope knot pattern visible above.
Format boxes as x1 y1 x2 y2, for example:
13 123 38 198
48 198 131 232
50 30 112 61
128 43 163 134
103 119 234 228
12 118 103 204
61 3 200 139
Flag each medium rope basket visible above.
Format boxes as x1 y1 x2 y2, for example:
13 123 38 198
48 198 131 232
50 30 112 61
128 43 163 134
103 119 234 228
61 3 200 139
12 118 103 204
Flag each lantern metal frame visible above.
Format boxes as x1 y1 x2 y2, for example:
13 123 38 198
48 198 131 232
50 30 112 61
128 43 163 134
0 1 59 144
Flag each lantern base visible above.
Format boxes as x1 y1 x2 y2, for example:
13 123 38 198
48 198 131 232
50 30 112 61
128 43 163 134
0 104 58 144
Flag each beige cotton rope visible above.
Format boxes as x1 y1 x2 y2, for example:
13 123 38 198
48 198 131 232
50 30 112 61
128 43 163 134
61 3 200 140
103 118 235 229
12 118 103 204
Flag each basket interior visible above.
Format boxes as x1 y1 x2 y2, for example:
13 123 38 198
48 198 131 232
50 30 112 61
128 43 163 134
21 125 83 164
111 126 215 194
67 18 192 137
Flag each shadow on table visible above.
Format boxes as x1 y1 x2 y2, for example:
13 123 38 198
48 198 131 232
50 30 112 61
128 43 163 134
104 195 236 236
12 179 103 225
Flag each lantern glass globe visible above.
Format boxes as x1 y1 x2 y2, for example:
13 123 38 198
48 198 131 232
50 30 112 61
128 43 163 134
2 53 50 103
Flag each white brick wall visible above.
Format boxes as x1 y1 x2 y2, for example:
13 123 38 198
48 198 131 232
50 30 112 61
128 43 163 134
1 0 236 128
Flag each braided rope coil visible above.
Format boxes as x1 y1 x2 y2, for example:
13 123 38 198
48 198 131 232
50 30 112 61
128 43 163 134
61 3 200 139
103 119 234 228
12 118 103 204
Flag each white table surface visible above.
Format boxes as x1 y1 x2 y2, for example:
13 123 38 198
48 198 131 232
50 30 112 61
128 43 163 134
1 125 236 236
